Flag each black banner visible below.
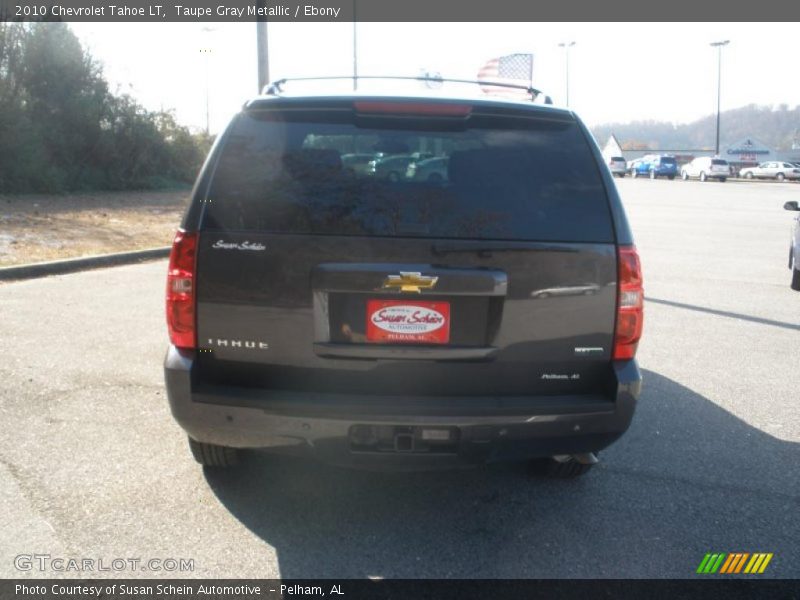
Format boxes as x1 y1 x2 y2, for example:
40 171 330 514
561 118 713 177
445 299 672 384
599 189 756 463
3 579 800 600
3 0 800 22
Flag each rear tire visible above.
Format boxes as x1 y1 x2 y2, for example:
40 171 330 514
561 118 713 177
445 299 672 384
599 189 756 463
189 438 240 468
650 169 656 180
719 177 727 182
530 456 595 479
618 172 625 178
791 251 800 291
681 170 689 180
667 175 675 180
745 172 754 179
700 171 707 182
631 169 638 179
777 173 785 182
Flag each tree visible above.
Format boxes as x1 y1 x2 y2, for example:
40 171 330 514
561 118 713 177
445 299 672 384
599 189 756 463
0 22 211 194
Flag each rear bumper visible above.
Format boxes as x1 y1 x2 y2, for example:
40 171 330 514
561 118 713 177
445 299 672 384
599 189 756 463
164 347 642 469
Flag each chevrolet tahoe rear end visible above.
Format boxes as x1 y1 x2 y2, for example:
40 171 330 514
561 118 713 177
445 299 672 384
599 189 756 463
164 94 643 476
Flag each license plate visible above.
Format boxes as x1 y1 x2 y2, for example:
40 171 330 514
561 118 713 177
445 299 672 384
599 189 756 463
366 300 450 344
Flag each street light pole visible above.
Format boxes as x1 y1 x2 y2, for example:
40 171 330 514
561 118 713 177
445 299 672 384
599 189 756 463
201 26 217 136
203 48 210 134
710 40 730 156
558 41 576 107
352 0 358 90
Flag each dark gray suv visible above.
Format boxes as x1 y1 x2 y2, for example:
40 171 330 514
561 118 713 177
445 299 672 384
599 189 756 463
164 88 644 478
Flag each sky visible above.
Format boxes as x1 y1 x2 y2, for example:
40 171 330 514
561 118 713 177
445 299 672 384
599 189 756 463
70 22 800 135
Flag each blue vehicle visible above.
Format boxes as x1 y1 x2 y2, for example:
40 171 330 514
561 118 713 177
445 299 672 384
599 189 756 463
630 154 678 180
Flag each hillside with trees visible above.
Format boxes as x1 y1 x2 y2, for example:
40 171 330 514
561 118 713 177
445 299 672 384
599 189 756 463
591 105 800 151
0 22 211 194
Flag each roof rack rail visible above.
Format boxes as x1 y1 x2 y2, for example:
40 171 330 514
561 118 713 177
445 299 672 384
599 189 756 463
263 76 553 104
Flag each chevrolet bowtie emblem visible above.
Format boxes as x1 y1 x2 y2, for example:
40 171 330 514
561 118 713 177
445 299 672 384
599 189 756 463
381 272 439 293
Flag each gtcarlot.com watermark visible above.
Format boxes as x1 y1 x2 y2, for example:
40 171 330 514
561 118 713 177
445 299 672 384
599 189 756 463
14 554 194 573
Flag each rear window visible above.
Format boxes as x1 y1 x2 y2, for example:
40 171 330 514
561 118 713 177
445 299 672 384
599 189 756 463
610 156 625 162
201 108 614 242
711 159 728 166
659 157 676 165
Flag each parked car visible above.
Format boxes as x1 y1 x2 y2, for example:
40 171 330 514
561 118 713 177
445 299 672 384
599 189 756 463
680 157 729 182
366 155 417 181
606 156 627 178
164 87 644 478
739 162 800 181
341 153 375 177
627 158 643 173
784 200 800 290
630 154 678 179
406 156 449 182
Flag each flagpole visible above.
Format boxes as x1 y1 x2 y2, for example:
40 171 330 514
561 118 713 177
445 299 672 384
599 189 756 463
528 54 533 101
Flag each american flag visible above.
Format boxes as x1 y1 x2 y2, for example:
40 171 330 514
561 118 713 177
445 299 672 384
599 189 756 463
477 53 534 98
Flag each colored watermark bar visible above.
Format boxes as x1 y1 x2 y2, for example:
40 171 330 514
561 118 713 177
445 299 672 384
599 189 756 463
696 553 773 574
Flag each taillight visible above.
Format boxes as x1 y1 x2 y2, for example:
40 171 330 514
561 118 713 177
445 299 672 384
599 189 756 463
613 246 644 360
166 230 198 349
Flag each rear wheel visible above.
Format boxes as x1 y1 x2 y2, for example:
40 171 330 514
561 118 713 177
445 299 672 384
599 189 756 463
530 455 595 478
777 173 785 182
719 177 727 183
631 169 638 179
649 169 656 180
745 172 754 179
681 170 689 180
188 438 240 468
667 175 675 180
700 171 707 182
618 172 625 178
791 251 800 291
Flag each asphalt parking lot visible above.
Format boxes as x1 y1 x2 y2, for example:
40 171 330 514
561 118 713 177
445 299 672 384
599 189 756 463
1 178 798 579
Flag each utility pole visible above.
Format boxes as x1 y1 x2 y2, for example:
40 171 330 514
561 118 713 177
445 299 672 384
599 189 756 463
558 41 576 107
710 40 730 156
256 2 269 93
